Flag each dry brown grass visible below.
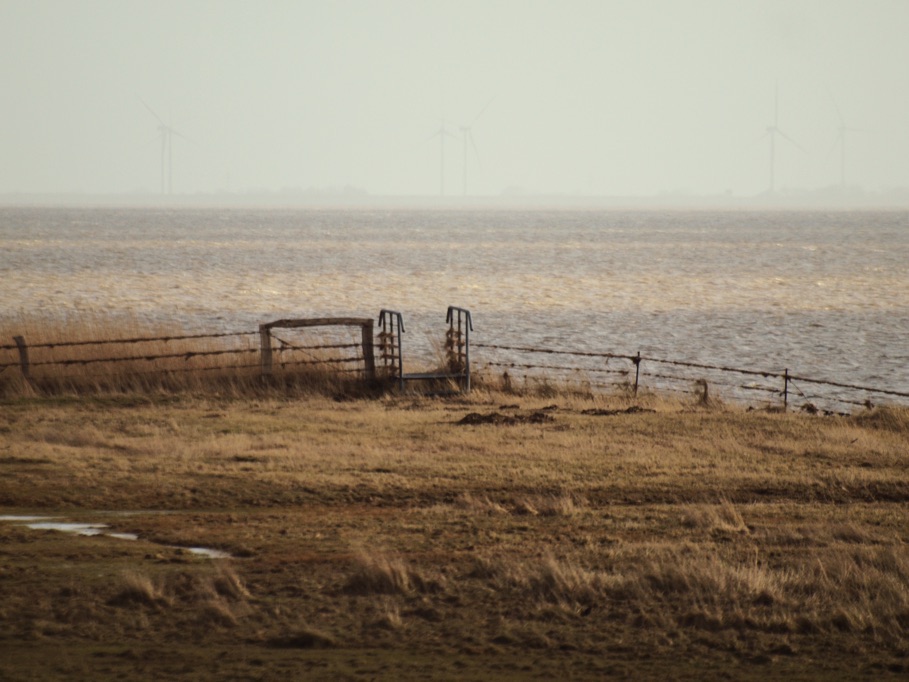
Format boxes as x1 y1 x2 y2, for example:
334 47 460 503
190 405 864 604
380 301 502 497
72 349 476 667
0 313 370 398
681 498 750 534
2 373 909 678
107 571 170 609
343 551 444 596
850 405 909 434
106 565 250 627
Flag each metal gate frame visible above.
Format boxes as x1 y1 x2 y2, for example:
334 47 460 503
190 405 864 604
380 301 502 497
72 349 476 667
259 317 376 380
377 307 472 393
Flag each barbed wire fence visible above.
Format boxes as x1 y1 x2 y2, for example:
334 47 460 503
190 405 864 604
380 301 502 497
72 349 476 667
472 343 909 413
2 325 908 411
0 324 374 393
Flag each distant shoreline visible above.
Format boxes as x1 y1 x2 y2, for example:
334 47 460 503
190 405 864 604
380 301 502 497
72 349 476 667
3 191 909 211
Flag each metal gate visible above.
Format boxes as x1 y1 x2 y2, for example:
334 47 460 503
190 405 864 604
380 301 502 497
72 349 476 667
376 307 472 393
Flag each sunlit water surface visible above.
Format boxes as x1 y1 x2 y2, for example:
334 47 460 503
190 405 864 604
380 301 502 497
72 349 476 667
2 207 907 401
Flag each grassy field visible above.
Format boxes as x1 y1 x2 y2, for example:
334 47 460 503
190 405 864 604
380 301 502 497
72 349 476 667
2 383 909 680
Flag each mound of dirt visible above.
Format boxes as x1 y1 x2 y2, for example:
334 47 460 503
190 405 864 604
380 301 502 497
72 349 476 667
456 411 555 426
581 406 655 416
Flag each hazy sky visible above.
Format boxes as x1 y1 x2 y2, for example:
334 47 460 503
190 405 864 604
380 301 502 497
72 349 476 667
2 0 908 197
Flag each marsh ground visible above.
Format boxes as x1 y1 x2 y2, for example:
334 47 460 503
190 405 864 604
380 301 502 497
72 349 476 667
1 391 908 680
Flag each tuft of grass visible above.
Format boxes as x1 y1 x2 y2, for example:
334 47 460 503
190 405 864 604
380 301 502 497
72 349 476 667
851 406 909 434
635 551 783 611
455 492 509 515
343 551 442 596
107 567 251 630
372 600 404 631
474 554 619 608
681 498 750 534
526 556 612 606
108 571 170 609
457 491 584 517
514 492 585 517
211 565 250 600
198 598 240 627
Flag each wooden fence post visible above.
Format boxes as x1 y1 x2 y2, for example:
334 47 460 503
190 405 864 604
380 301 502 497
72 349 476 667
12 335 36 394
633 352 641 396
13 336 30 381
361 320 376 382
783 369 789 411
259 325 273 376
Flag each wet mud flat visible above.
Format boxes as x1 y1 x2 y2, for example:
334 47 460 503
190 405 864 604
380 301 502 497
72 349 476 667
2 395 909 680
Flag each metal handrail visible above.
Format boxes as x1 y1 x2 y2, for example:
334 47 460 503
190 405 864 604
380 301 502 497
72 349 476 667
378 309 405 390
445 306 472 392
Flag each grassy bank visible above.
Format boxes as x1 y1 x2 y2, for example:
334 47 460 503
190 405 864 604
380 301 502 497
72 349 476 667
2 387 909 680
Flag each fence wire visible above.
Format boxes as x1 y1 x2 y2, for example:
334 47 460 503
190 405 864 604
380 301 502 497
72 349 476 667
483 360 629 376
0 330 257 351
4 327 908 409
474 341 908 410
23 348 259 367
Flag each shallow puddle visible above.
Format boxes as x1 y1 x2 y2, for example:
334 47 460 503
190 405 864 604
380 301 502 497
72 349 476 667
186 547 231 559
0 514 230 558
25 521 107 536
108 532 140 541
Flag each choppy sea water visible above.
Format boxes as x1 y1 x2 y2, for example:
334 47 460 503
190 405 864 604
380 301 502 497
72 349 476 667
2 206 907 406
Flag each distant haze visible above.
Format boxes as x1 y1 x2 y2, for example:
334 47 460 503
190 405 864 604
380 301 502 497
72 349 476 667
2 0 908 201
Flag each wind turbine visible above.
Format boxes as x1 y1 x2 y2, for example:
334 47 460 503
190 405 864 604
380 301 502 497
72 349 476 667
458 97 495 197
140 97 188 195
426 118 460 197
763 86 805 194
829 92 865 190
